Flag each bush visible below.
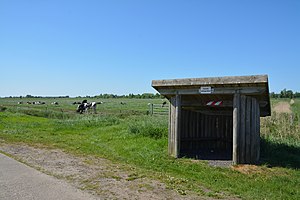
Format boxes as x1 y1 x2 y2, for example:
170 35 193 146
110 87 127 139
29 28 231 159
0 106 7 112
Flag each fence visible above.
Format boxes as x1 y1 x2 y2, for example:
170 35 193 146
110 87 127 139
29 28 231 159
148 103 169 115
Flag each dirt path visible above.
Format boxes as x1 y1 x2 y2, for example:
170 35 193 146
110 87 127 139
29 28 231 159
0 143 208 200
273 101 292 114
0 153 98 200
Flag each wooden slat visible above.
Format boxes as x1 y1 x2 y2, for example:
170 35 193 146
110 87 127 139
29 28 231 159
181 138 232 142
239 95 246 163
250 97 257 163
245 97 252 163
255 100 261 163
200 113 204 138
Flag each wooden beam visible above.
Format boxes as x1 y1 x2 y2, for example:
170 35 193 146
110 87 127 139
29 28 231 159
233 92 240 165
196 110 233 116
181 100 268 108
158 87 267 96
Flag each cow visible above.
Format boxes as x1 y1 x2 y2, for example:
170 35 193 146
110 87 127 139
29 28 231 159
17 102 23 104
76 102 97 114
162 101 167 107
32 101 45 105
51 102 59 105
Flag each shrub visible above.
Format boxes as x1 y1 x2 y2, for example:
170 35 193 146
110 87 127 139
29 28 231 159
0 106 7 112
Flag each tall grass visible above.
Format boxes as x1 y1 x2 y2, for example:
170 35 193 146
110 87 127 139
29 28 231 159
128 116 168 139
6 105 74 119
260 99 300 170
261 112 300 146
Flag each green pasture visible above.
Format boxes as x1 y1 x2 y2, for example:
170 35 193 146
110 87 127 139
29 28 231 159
0 97 299 199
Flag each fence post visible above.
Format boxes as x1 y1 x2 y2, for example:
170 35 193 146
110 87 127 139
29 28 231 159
149 103 154 115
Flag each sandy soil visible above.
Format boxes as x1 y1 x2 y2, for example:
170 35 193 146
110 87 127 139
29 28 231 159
273 102 292 114
0 143 209 200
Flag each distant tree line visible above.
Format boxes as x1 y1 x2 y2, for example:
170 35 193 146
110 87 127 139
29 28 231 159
270 89 300 99
5 95 71 98
24 95 70 98
8 90 299 99
3 93 163 99
93 93 163 99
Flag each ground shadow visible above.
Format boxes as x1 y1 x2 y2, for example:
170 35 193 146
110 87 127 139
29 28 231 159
180 148 232 161
260 138 300 169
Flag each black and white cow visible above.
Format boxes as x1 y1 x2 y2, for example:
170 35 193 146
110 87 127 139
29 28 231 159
76 102 97 114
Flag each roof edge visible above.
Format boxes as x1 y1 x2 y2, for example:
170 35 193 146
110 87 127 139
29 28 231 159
152 74 268 87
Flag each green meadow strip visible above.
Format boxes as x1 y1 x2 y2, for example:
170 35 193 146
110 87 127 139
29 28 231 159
0 98 299 199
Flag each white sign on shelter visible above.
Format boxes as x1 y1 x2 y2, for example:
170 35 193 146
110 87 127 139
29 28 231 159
200 86 214 94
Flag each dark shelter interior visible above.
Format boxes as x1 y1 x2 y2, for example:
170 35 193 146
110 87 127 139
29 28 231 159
179 94 233 160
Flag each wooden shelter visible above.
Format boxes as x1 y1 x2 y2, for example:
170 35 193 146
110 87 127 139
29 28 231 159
152 75 271 164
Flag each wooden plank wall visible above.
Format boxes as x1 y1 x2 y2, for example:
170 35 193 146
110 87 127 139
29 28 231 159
233 94 260 164
179 110 233 156
168 93 260 164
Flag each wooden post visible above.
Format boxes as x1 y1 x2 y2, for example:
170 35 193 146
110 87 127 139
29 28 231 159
174 94 181 157
168 94 181 158
168 100 172 155
233 92 240 165
150 103 154 115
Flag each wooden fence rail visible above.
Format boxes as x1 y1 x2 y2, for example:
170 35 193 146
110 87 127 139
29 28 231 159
148 103 169 115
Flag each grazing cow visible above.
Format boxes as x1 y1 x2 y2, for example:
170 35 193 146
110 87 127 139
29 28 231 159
18 102 23 104
33 101 42 105
51 102 59 105
27 102 31 104
120 102 126 105
76 102 97 114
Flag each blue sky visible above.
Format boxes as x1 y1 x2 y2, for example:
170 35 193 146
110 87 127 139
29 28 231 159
0 0 299 97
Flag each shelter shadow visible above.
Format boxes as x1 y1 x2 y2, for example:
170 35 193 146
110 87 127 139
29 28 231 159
260 139 300 169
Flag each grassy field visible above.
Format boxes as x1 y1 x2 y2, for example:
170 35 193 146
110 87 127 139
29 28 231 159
0 97 299 199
